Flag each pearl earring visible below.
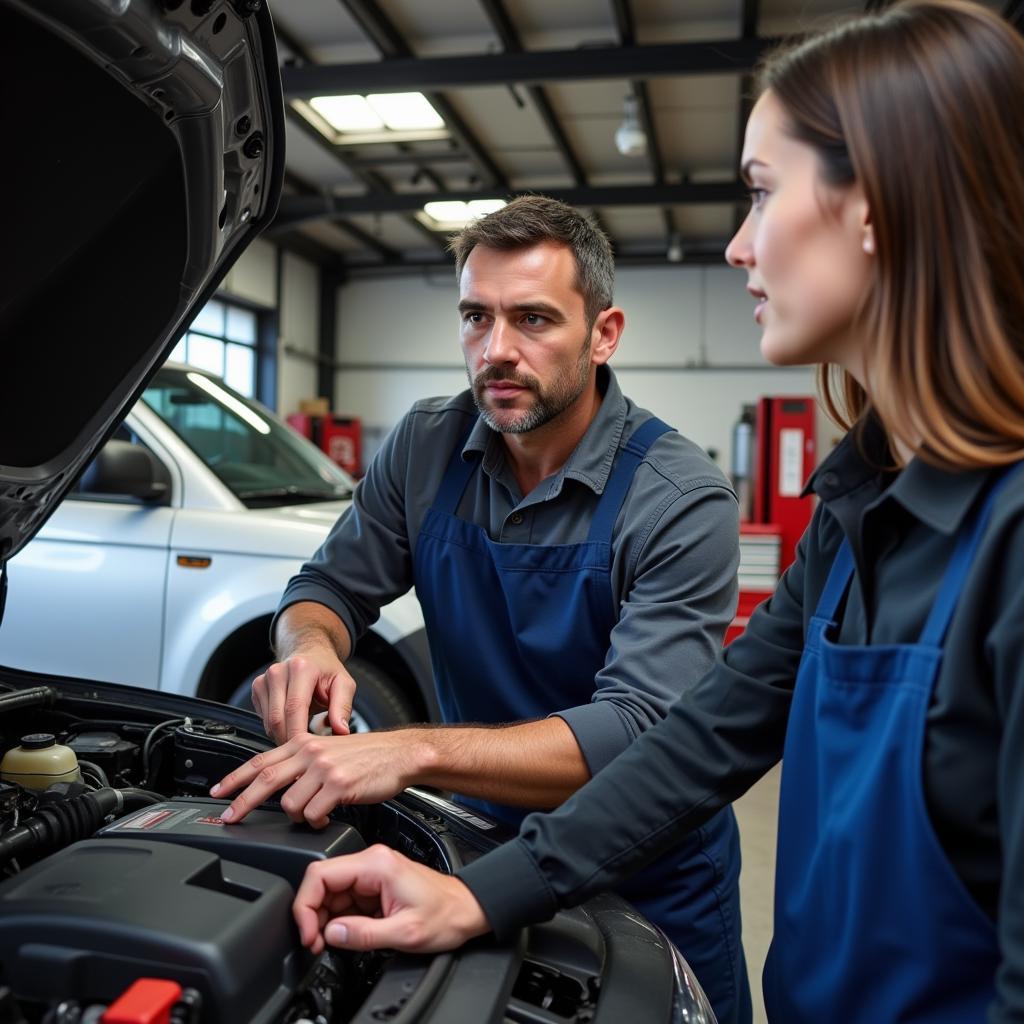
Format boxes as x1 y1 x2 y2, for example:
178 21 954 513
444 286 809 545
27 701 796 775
863 235 875 255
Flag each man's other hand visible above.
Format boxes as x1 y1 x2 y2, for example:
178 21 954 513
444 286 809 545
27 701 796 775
293 846 490 954
251 651 356 744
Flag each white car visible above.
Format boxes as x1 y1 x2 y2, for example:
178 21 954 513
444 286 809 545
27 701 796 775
1 362 436 730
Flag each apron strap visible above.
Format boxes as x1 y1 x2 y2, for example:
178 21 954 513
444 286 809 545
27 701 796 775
919 462 1024 647
586 417 674 545
813 536 856 622
433 417 480 516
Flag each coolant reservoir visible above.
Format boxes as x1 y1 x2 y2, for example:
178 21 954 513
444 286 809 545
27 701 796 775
1 733 81 790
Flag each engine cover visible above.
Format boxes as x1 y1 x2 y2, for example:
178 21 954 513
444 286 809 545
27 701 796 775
0 838 308 1024
96 798 365 890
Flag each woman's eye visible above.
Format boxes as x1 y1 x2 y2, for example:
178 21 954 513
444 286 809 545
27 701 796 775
746 187 769 211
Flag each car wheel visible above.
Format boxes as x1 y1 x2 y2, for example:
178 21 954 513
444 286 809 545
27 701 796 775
226 655 417 733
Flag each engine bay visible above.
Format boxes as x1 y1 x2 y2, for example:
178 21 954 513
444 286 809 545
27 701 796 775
0 681 461 1024
0 675 695 1024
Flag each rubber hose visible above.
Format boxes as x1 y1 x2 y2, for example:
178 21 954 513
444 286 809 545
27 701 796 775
0 787 120 863
0 686 57 714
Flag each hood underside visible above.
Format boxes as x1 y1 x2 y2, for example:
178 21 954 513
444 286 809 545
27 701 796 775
0 0 284 564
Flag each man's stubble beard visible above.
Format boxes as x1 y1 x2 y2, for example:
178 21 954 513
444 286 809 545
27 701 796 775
468 334 593 435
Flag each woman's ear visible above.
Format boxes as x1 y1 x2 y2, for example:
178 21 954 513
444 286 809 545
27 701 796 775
855 190 874 256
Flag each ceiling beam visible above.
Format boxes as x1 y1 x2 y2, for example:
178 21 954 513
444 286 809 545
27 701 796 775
273 21 316 65
279 169 402 260
273 229 346 270
330 217 403 260
282 37 780 97
346 151 474 167
338 0 508 189
275 182 742 227
478 0 587 185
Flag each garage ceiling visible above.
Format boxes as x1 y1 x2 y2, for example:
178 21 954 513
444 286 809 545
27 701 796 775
268 0 1016 275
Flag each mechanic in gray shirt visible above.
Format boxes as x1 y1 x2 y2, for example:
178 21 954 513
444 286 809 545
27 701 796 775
214 196 751 1024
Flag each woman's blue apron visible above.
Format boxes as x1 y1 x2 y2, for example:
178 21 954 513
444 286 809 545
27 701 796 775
763 469 1015 1021
414 417 750 1024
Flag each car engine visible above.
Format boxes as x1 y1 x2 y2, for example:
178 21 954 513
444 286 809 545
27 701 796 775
0 678 711 1024
0 683 455 1024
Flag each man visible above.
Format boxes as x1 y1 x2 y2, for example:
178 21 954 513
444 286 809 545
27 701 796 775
213 196 750 1023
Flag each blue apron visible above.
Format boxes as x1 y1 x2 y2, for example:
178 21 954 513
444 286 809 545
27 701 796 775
414 417 751 1024
763 470 1013 1022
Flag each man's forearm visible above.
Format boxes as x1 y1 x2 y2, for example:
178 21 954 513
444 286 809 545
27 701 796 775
409 717 591 809
274 601 353 662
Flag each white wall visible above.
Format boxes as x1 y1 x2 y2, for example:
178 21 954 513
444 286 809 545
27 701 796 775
333 264 843 471
218 238 321 417
277 252 320 417
221 237 277 306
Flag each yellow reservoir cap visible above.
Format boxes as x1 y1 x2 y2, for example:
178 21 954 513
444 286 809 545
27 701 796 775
1 733 81 791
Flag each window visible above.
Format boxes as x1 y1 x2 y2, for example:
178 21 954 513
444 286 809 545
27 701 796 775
168 297 260 398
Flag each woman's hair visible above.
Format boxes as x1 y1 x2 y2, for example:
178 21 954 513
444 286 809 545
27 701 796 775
759 0 1024 467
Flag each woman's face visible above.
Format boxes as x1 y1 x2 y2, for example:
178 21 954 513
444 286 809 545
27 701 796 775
726 90 873 378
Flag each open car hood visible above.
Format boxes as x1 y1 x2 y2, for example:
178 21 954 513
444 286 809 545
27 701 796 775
0 0 284 568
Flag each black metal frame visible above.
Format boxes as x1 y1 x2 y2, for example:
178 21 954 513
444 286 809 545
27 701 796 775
268 2 794 270
281 37 777 97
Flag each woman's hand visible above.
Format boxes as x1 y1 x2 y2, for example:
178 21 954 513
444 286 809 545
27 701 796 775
293 845 491 954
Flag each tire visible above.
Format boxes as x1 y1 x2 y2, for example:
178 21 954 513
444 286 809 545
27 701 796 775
226 655 416 733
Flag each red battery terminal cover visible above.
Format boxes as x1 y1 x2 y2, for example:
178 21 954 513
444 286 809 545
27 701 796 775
101 978 183 1024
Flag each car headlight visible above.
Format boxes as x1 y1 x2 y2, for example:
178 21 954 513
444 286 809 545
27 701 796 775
667 937 718 1024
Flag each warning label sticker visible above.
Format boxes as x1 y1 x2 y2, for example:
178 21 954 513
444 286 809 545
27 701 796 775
109 805 216 832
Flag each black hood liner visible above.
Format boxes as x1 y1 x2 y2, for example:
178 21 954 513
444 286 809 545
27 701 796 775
0 0 285 564
2 7 188 468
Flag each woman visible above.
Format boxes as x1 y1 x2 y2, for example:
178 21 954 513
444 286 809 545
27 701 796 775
291 2 1024 1019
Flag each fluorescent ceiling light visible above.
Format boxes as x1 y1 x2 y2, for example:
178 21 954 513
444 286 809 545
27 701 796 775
307 92 443 133
367 93 444 130
420 199 506 230
423 201 473 222
309 95 383 132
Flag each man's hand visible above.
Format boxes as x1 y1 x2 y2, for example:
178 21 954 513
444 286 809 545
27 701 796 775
294 846 490 954
210 731 427 827
252 650 356 744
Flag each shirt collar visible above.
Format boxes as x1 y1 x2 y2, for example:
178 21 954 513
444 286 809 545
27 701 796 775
805 414 992 535
461 366 627 497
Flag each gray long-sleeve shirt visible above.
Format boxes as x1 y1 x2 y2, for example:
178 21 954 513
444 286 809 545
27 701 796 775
458 416 1024 1023
275 367 740 774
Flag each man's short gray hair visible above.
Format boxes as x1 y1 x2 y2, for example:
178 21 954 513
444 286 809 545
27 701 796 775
449 195 614 326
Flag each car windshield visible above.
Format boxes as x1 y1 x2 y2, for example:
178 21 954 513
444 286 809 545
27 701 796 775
142 366 354 508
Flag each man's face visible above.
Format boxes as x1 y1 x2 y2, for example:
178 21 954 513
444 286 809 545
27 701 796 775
458 242 596 434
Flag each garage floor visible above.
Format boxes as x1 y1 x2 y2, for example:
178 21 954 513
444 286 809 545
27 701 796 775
733 764 782 1024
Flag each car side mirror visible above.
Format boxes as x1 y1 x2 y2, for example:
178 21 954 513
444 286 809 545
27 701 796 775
78 439 170 503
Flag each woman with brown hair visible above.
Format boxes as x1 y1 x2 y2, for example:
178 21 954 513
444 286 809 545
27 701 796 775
288 2 1024 1018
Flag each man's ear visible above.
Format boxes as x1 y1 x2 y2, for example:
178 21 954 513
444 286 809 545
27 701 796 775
591 307 624 365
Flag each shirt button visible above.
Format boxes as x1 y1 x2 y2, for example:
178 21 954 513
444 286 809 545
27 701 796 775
510 512 524 525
